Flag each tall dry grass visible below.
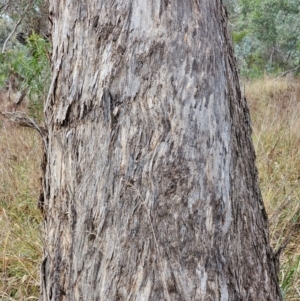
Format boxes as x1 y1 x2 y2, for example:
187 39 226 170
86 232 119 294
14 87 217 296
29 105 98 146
246 77 300 300
0 94 43 300
0 78 299 300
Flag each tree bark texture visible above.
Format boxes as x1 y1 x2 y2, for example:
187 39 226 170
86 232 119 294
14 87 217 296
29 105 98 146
41 1 282 300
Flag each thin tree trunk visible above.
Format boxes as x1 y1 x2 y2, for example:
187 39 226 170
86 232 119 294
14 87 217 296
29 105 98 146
41 1 282 300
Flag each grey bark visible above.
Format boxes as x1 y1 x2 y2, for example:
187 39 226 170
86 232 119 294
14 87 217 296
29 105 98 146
41 1 282 300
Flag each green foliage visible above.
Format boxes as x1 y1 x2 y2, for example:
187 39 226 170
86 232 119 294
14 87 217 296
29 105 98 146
227 0 300 77
0 33 50 118
0 0 49 119
232 30 248 44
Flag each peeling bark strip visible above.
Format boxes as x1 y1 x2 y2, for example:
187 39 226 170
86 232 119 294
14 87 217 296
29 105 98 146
42 1 282 300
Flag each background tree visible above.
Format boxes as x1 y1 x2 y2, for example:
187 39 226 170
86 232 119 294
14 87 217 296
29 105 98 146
41 1 282 300
226 0 300 77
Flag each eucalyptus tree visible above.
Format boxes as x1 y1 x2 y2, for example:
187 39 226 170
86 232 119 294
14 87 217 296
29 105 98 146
40 1 282 300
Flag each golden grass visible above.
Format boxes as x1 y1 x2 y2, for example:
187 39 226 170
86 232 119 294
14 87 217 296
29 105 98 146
0 78 299 300
246 77 300 300
0 119 43 300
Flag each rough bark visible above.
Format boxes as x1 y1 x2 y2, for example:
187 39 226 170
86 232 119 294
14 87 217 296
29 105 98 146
41 1 282 300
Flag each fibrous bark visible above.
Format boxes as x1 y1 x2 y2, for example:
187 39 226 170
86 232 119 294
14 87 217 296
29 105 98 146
41 1 282 300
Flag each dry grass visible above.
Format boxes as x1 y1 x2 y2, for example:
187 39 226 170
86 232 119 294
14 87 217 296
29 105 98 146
246 77 300 300
0 78 299 300
0 93 43 300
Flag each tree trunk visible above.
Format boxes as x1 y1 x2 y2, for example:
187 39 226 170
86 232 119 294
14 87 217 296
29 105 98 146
41 1 282 300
